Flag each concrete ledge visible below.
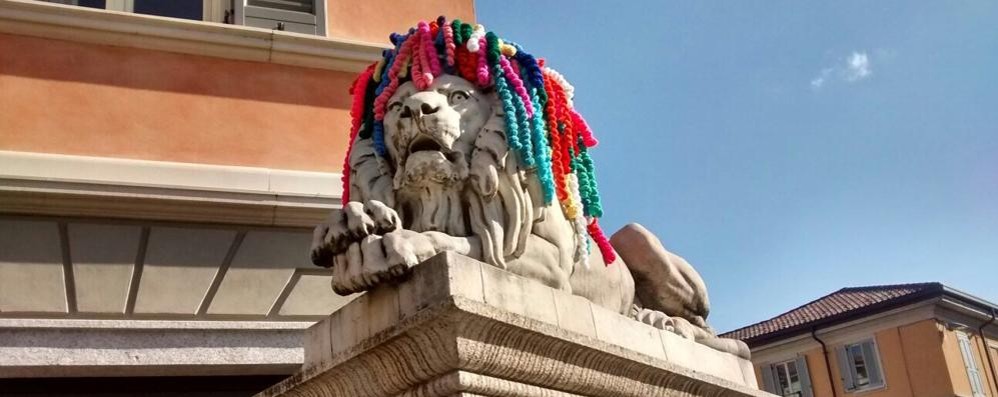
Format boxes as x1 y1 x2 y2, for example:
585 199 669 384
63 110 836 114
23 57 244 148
261 252 768 396
0 319 312 378
0 150 340 226
0 0 387 72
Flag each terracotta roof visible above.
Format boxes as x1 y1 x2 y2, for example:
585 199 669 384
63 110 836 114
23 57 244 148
719 282 944 345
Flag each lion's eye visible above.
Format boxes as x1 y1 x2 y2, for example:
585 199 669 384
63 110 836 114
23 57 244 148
388 102 403 113
449 90 470 105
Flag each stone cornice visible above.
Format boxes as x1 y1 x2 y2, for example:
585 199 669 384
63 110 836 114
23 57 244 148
0 150 340 227
0 0 388 72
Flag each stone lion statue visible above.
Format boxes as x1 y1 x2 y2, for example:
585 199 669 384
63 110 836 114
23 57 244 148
310 18 748 359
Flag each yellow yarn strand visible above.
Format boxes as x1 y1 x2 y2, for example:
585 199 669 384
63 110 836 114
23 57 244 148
372 58 386 82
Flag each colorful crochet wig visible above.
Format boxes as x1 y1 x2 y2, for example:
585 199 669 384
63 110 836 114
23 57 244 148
340 17 615 263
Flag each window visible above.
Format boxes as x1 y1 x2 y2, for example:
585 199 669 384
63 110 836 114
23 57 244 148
762 356 813 397
956 332 987 397
836 339 885 392
234 0 325 35
38 0 326 35
133 0 203 21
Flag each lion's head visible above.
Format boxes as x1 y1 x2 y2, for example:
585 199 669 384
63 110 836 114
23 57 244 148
382 74 500 238
340 18 616 268
383 75 488 191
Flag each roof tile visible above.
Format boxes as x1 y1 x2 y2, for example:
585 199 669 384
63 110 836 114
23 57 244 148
719 282 940 343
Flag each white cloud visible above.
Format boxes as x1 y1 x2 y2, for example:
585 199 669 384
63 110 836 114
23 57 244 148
810 68 833 89
844 52 871 82
810 51 874 90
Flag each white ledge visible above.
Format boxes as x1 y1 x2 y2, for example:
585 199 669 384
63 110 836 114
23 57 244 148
0 151 341 227
0 318 313 330
0 0 388 72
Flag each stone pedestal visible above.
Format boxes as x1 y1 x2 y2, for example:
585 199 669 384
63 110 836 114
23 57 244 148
259 252 769 397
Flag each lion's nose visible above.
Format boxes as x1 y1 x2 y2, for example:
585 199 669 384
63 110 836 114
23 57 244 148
403 103 440 118
403 91 447 119
420 103 439 115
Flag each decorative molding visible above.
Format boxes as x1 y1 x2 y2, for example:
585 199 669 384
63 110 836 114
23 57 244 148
0 0 388 72
0 150 341 227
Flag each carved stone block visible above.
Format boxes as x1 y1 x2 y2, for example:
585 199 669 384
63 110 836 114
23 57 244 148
259 252 769 397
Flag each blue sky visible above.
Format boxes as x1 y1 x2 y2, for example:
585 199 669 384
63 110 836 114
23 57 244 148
476 1 998 332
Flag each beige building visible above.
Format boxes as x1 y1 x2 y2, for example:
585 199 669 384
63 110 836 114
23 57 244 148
0 0 473 394
721 283 998 397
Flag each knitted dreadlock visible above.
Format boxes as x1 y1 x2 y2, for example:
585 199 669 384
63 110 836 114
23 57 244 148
340 17 616 264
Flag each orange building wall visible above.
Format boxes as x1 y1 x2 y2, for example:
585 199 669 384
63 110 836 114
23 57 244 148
986 340 998 397
821 329 916 397
899 320 958 397
754 319 986 397
803 347 836 397
325 0 475 44
0 32 354 172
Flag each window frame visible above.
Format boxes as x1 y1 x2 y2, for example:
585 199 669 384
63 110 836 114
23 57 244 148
772 359 804 397
40 0 326 35
762 355 813 397
837 338 886 394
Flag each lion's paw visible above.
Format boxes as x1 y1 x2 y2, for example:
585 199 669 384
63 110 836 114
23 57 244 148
329 229 438 295
635 308 697 340
310 200 402 268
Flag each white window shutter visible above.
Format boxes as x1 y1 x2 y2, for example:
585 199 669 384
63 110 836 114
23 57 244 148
234 0 324 35
761 364 778 394
861 341 884 387
836 346 855 391
796 356 814 397
957 332 987 397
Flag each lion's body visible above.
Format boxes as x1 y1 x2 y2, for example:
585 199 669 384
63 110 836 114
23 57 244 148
340 75 636 315
311 25 749 358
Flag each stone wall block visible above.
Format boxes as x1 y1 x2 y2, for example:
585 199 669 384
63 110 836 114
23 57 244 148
552 292 597 338
399 252 483 318
303 317 332 369
590 303 666 360
660 328 745 384
261 253 771 397
480 263 558 326
366 284 399 337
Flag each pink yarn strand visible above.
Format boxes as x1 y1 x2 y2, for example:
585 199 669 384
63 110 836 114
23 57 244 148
443 23 456 68
374 36 417 120
476 37 490 87
411 32 428 89
498 56 534 117
570 110 599 147
419 22 442 76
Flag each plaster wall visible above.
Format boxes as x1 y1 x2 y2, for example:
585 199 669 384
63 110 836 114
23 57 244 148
0 32 353 172
325 0 475 44
899 319 957 397
752 318 997 397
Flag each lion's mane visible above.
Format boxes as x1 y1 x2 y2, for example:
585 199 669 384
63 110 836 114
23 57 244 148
344 99 533 269
339 17 615 268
